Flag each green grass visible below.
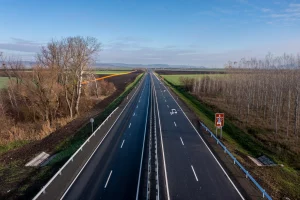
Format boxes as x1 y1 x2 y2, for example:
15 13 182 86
161 74 225 86
0 77 11 88
93 70 133 74
0 140 30 155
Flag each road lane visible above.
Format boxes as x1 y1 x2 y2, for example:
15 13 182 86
61 73 151 200
152 72 244 200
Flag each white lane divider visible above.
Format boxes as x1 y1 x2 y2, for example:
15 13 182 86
165 100 167 102
129 123 131 128
104 170 113 188
174 122 177 127
180 137 184 146
120 140 125 148
191 166 198 182
133 113 135 116
167 105 169 108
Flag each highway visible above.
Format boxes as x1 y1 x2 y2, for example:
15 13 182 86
151 72 244 200
35 71 247 200
60 73 151 200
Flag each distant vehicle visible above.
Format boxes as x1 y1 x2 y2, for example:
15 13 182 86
170 109 177 115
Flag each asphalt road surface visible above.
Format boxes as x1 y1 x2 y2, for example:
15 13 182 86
151 72 244 200
61 73 151 200
36 71 247 200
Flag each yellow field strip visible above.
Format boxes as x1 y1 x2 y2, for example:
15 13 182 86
82 71 135 85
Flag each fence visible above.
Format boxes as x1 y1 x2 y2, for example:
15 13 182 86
33 107 119 200
199 122 272 200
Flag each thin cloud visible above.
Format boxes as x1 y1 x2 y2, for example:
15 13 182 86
268 3 300 21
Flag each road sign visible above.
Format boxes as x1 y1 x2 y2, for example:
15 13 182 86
215 113 224 128
90 118 94 123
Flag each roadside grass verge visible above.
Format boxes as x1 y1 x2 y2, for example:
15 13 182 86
0 140 30 155
158 73 300 199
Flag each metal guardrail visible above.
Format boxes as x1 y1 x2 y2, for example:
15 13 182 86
199 122 272 200
33 107 119 200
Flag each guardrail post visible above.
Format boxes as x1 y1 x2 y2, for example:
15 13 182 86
246 171 248 178
42 187 46 194
263 189 265 198
234 158 236 164
81 147 82 151
224 147 227 153
217 140 219 144
59 169 62 175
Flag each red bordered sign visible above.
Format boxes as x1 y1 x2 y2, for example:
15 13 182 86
215 113 224 128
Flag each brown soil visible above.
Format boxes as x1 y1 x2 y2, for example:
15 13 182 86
0 70 142 165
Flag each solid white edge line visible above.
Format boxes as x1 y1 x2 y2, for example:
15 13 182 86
180 137 184 146
120 140 125 148
153 73 170 200
191 165 198 182
104 170 113 188
135 75 150 200
153 73 245 200
59 75 146 200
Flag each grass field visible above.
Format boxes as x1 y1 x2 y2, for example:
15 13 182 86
93 70 133 74
0 77 10 88
161 74 225 85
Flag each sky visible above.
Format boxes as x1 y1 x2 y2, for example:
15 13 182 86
0 0 300 67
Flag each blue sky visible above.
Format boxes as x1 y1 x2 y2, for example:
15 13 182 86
0 0 300 67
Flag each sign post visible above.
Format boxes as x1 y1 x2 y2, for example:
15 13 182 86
90 118 94 133
215 113 224 139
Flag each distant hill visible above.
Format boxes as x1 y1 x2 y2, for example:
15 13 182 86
19 61 207 69
94 63 206 69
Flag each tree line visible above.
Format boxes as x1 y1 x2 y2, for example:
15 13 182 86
180 53 300 152
0 36 116 143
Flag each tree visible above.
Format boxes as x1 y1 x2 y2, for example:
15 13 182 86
37 36 101 118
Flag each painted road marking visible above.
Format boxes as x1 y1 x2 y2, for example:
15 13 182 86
165 100 167 102
129 123 131 128
191 166 198 182
180 137 184 146
174 122 177 127
137 105 139 108
133 113 135 116
121 140 125 148
104 170 113 188
167 105 169 108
